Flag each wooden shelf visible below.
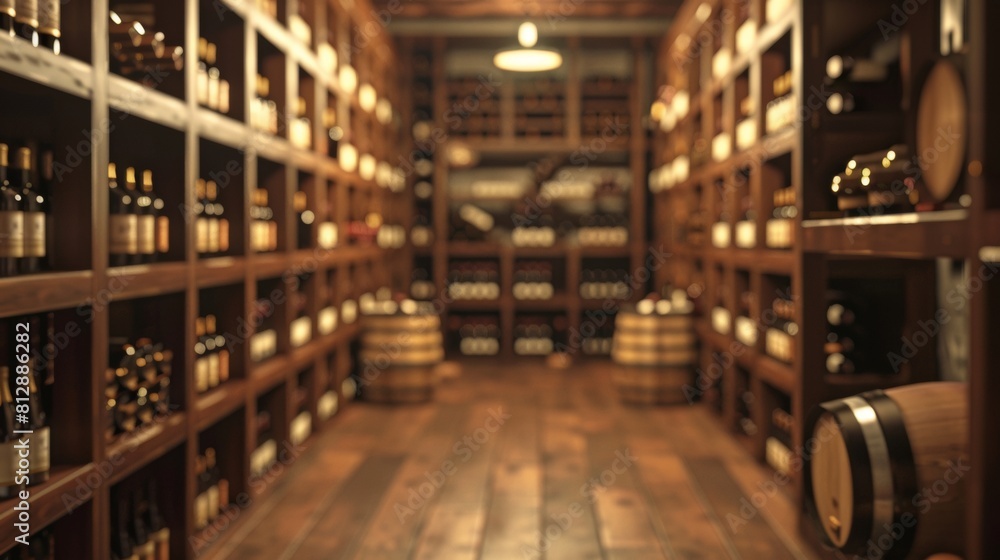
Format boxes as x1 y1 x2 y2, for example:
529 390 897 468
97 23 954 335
0 270 92 317
0 464 97 551
801 210 970 258
0 0 405 556
106 413 188 485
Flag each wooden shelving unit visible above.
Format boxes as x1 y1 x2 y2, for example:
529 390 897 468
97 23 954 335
0 0 407 558
401 37 650 360
653 1 999 559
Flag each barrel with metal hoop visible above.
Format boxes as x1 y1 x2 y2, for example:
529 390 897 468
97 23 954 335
804 382 968 560
358 300 443 403
611 292 696 405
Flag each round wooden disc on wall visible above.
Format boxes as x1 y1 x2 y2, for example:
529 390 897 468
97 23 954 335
917 61 967 202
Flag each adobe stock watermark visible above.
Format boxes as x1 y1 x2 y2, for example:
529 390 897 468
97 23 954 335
519 448 637 558
393 408 511 524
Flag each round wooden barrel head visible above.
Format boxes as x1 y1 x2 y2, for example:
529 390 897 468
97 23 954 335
811 413 853 548
917 61 967 202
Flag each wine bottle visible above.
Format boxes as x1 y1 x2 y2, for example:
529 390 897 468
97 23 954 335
196 38 209 106
206 43 220 111
0 367 19 499
14 0 38 46
205 448 221 523
205 315 220 390
113 496 139 560
0 145 24 277
144 480 170 560
12 148 43 274
130 488 155 560
135 170 156 264
0 1 13 36
294 191 311 248
109 164 138 267
36 0 57 52
194 455 208 529
206 180 220 254
143 170 168 255
194 179 208 254
194 317 208 393
25 368 49 486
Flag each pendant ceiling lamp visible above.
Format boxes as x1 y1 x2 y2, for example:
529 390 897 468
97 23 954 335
494 22 563 72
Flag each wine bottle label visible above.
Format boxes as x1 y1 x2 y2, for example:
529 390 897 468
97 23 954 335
207 353 220 388
109 214 139 255
208 218 220 253
28 426 50 475
154 527 171 560
0 0 14 17
22 211 45 257
195 358 208 393
197 67 209 106
218 349 230 382
156 216 169 253
0 440 18 485
195 492 208 528
207 485 220 521
218 478 229 511
0 210 24 257
137 215 155 255
14 0 37 26
218 219 229 252
37 0 57 35
196 217 208 253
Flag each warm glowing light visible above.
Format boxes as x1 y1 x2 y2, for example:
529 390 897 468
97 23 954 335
494 48 563 72
359 84 377 112
695 3 712 22
518 21 538 47
338 65 357 93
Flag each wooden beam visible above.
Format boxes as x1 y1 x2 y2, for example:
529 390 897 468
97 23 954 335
371 0 681 19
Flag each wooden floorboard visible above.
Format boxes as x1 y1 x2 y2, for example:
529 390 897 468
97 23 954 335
209 359 820 560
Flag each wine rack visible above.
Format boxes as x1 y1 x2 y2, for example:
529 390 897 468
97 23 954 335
401 36 650 360
0 0 406 558
654 1 1000 559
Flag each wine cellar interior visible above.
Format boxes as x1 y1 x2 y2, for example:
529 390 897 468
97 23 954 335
0 0 997 559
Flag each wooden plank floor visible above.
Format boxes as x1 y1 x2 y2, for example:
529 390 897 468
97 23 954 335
207 360 820 560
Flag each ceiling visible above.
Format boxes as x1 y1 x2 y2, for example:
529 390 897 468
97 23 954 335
370 0 681 20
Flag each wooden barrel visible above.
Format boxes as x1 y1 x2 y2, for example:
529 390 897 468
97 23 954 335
804 382 968 560
358 306 442 404
611 295 696 405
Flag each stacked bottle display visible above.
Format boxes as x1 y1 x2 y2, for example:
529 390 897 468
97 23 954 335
511 215 555 248
105 337 173 441
766 405 794 476
451 315 500 356
824 292 875 375
764 292 797 363
249 297 278 362
250 188 277 253
112 479 170 560
577 214 628 247
512 261 554 301
514 316 562 356
0 145 52 277
0 315 52 501
765 185 796 249
109 7 183 78
194 448 229 534
193 178 229 256
249 409 277 477
4 0 60 53
194 315 229 395
580 268 630 299
250 75 278 134
109 164 170 266
447 262 500 301
196 38 230 114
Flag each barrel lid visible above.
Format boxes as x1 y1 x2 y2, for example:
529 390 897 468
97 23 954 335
810 414 854 548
